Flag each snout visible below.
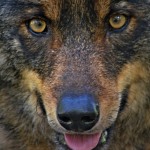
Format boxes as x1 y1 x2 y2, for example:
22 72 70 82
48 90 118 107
57 94 99 132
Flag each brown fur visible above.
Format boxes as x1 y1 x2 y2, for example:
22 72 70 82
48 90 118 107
109 62 150 150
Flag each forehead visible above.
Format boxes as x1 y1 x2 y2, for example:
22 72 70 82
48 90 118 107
4 0 142 21
19 0 112 20
22 0 141 5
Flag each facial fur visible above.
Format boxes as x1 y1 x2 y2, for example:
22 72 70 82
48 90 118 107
0 0 150 150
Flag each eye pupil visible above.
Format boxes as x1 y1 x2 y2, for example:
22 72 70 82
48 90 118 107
112 16 121 24
35 20 43 27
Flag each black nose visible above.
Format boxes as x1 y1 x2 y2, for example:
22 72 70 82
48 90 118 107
57 94 99 132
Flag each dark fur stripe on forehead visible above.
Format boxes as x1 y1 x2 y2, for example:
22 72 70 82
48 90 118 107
59 0 98 30
61 0 96 17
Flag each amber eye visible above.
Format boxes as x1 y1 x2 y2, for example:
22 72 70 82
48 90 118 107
109 14 127 29
29 18 47 33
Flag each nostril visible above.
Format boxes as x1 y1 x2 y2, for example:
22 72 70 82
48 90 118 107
81 115 97 124
58 115 72 124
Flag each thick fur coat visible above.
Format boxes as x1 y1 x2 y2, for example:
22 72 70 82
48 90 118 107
0 0 150 150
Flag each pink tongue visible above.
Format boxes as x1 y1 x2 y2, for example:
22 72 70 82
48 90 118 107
64 133 101 150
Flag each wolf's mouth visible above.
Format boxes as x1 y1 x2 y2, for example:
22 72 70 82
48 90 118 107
64 133 101 150
56 127 112 150
64 130 109 150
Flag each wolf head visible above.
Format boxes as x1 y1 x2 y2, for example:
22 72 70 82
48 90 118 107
0 0 150 150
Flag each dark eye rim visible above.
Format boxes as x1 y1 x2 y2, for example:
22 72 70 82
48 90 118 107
26 17 50 36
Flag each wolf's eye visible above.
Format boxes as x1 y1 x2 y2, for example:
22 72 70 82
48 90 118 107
109 14 127 29
29 18 47 33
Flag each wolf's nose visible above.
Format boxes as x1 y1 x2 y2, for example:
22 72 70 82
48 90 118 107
57 94 99 132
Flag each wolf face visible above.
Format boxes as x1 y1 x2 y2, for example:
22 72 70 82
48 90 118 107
0 0 150 150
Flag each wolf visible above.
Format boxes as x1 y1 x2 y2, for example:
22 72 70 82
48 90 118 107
0 0 150 150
